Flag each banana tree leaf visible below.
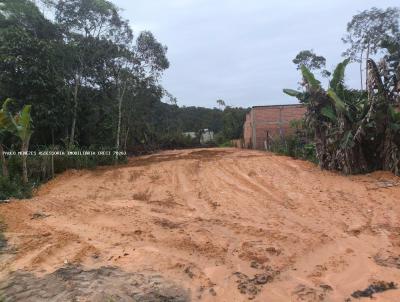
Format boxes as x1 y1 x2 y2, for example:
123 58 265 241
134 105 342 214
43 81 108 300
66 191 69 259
329 58 350 93
0 99 17 133
283 88 303 98
321 106 337 122
2 98 13 111
340 131 355 149
390 123 400 132
301 65 321 89
327 89 353 122
15 105 33 143
327 89 345 111
389 105 400 122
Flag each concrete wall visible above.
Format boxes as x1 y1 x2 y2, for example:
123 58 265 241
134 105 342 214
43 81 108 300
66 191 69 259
243 104 306 150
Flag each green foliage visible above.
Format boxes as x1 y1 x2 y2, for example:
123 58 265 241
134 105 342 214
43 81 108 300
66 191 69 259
267 118 317 163
340 131 355 149
329 58 350 95
0 99 34 183
388 105 400 132
13 105 33 143
0 99 14 132
293 49 330 77
214 132 232 147
55 0 132 41
269 137 317 163
2 145 127 189
0 0 172 151
343 7 400 61
381 33 400 100
293 50 326 70
0 0 248 162
156 132 201 150
283 89 302 97
320 106 337 122
300 65 321 90
327 89 346 114
136 31 170 72
221 107 248 140
218 141 234 147
0 175 31 200
285 55 400 175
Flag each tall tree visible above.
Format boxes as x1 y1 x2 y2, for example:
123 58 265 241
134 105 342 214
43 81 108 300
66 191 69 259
101 30 169 156
380 33 400 102
55 0 133 148
0 0 65 147
342 7 400 90
293 50 330 77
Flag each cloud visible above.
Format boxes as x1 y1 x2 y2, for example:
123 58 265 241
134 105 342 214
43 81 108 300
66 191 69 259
114 0 400 108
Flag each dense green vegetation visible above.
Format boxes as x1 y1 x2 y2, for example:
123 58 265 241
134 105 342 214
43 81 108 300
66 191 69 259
0 0 247 199
268 119 317 163
282 7 400 175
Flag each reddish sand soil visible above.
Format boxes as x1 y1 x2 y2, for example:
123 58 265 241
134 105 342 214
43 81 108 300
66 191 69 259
1 148 400 301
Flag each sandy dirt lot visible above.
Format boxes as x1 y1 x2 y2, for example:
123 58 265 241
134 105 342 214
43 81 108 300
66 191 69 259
1 148 400 301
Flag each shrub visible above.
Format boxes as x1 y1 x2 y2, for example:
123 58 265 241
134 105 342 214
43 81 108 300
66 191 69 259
1 145 127 199
0 176 32 200
154 132 200 149
218 140 233 147
269 136 317 163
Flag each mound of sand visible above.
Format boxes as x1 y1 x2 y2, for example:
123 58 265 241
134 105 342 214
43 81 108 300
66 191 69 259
1 148 400 301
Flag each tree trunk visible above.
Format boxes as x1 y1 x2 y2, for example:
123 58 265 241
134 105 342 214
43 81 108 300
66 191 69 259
69 74 80 149
0 144 8 178
365 43 370 94
115 82 126 161
51 129 54 178
124 127 129 151
21 141 29 184
359 51 364 91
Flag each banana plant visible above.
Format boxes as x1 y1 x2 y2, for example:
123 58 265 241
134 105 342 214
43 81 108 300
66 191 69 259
0 99 16 178
284 57 400 175
13 104 33 184
329 58 350 96
388 105 400 132
0 99 33 183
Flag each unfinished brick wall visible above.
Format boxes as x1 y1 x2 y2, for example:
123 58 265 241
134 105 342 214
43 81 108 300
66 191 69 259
243 104 306 150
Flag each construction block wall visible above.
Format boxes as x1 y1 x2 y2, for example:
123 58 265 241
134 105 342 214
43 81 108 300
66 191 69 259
243 104 306 150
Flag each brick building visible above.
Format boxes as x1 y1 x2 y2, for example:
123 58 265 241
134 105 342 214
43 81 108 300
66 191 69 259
243 104 306 150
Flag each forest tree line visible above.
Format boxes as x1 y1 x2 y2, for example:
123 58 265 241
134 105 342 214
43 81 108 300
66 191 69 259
0 0 247 197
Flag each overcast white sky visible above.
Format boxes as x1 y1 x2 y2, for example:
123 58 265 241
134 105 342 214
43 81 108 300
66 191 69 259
113 0 399 108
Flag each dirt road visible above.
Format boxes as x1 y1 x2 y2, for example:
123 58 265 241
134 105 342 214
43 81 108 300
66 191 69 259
1 148 400 301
